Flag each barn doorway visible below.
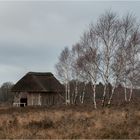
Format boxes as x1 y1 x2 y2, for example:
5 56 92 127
20 98 27 107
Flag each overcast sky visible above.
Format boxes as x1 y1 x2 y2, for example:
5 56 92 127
0 1 140 85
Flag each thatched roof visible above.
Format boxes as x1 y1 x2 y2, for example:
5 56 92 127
11 72 63 93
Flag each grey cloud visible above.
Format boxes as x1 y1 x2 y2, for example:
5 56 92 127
0 1 140 84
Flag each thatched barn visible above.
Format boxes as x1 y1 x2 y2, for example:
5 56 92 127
11 72 64 107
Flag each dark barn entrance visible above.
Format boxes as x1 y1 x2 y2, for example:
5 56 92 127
20 98 27 107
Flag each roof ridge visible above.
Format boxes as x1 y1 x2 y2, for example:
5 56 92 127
28 72 53 76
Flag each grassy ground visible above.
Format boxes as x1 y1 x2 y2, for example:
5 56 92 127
0 103 140 139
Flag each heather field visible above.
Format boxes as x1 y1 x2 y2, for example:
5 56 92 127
0 103 140 139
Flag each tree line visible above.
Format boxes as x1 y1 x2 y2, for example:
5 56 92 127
0 82 14 104
55 10 140 109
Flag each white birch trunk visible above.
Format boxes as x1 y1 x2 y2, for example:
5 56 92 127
128 83 133 102
67 82 70 104
124 85 127 102
71 92 74 104
81 83 86 104
65 83 68 105
107 86 115 105
92 84 97 109
74 81 78 104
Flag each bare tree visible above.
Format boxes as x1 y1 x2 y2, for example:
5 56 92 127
55 47 72 105
118 14 140 101
71 43 83 104
0 82 14 103
55 10 140 107
126 28 140 101
79 77 88 104
93 11 120 106
76 31 100 109
108 47 125 105
107 13 140 104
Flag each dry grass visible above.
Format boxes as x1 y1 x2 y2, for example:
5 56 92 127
0 103 140 139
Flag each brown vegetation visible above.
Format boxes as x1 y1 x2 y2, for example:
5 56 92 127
0 103 140 139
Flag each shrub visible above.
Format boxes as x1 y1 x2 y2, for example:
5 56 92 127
27 119 54 129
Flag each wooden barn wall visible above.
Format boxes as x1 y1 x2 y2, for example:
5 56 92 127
14 92 28 103
27 92 63 106
14 92 64 106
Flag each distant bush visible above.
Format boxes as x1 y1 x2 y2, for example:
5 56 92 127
0 82 14 104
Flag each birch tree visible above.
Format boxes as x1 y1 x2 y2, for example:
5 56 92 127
126 28 140 101
55 10 140 107
71 43 83 104
76 31 100 109
94 11 120 106
108 47 125 105
72 43 91 104
55 47 72 104
118 14 140 101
